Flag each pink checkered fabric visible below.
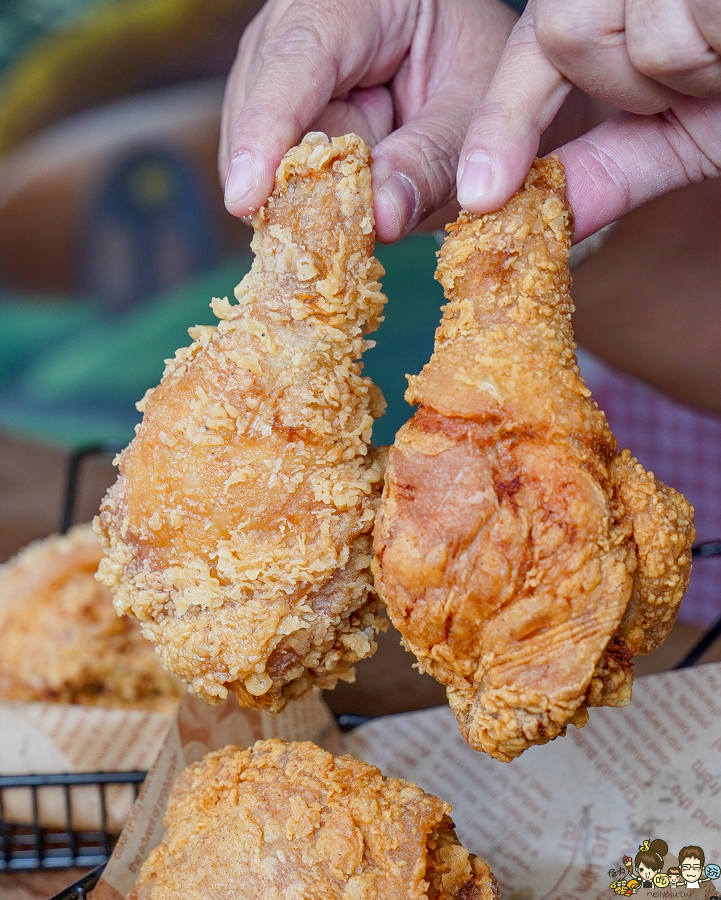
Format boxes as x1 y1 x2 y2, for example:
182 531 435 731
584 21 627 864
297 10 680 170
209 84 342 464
577 348 721 628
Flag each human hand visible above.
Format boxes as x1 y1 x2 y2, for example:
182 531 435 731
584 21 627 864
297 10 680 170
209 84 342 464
219 0 517 242
457 0 721 241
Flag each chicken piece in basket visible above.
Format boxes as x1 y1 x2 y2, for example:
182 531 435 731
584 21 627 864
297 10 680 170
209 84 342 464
127 739 499 900
0 525 182 711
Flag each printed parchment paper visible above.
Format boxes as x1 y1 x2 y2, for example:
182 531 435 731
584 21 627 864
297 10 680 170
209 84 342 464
0 702 172 830
93 665 721 900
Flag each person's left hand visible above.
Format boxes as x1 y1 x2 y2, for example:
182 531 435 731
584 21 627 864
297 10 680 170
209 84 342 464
219 0 518 242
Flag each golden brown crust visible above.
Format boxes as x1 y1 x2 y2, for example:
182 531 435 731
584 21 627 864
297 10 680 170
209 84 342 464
425 817 499 900
127 739 497 900
373 158 694 761
95 133 388 710
609 449 694 655
0 525 182 711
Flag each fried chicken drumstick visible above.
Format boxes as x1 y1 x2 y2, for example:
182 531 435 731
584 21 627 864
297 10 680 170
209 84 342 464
96 133 387 711
373 158 694 761
127 740 499 900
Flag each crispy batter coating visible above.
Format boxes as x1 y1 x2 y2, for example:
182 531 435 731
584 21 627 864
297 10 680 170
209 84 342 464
95 133 388 711
0 525 182 711
127 739 499 900
373 158 694 761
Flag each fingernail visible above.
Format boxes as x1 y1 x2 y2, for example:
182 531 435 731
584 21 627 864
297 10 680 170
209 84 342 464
457 151 493 208
225 151 256 206
377 173 416 235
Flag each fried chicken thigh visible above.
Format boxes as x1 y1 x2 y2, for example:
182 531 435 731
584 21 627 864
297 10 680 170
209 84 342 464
0 525 181 711
373 158 694 761
127 740 499 900
96 133 387 711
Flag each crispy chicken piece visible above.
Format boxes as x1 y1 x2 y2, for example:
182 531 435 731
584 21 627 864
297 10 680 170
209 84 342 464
0 525 182 711
127 739 499 900
373 158 694 761
95 133 387 712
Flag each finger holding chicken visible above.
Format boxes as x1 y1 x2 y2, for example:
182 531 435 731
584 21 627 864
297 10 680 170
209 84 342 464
373 158 694 761
96 133 388 712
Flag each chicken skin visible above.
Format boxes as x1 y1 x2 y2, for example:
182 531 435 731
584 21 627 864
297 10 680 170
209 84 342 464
127 739 499 900
96 133 387 711
0 525 182 711
373 158 694 761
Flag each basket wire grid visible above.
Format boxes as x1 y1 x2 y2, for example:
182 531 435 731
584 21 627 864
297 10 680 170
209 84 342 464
0 772 145 872
1 446 718 898
2 447 147 887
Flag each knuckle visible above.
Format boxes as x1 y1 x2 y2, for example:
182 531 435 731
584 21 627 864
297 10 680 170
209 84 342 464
262 21 338 78
627 40 688 80
241 95 297 134
413 130 462 206
262 25 311 64
629 39 721 91
661 105 721 178
425 136 457 183
476 95 532 130
535 4 605 60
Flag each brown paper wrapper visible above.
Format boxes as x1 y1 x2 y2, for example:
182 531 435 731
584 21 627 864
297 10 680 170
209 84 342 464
0 701 172 830
92 665 721 900
92 688 341 900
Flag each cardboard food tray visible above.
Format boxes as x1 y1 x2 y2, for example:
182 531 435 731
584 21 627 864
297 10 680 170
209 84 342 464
89 664 721 900
0 702 173 832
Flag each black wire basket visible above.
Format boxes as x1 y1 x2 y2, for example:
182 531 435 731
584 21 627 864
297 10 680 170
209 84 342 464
0 771 145 873
3 446 720 899
1 447 146 892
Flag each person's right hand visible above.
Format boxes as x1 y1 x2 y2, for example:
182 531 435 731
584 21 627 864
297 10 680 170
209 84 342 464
219 0 517 242
457 0 721 242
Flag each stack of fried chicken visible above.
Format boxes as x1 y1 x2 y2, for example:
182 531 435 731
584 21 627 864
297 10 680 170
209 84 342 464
0 525 182 711
96 136 693 762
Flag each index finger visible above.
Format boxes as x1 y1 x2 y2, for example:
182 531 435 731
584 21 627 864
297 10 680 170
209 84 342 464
456 3 572 213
